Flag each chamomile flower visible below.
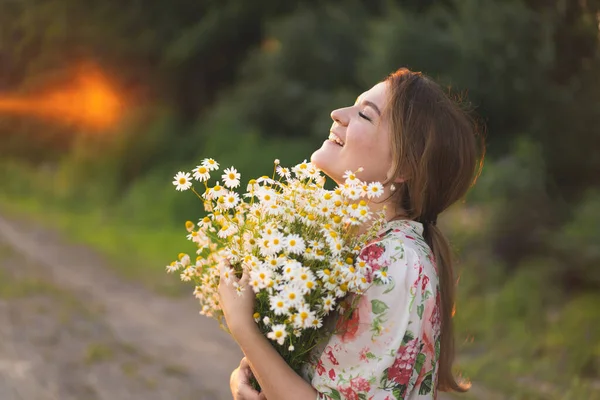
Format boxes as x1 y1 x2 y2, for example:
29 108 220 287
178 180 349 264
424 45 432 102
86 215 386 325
165 261 180 273
222 191 240 209
256 188 277 207
206 182 225 199
282 287 302 308
343 170 360 186
310 317 323 329
222 167 241 188
321 294 336 312
292 160 310 178
296 304 316 329
249 277 261 292
342 184 361 200
221 266 235 284
246 179 259 193
284 234 305 255
193 165 211 182
202 158 220 171
276 166 291 179
366 182 384 198
269 296 288 316
267 324 288 345
173 172 193 191
217 223 237 239
268 231 285 253
180 267 195 282
374 269 391 284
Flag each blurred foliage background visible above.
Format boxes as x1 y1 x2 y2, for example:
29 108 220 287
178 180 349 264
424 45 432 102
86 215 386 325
1 0 599 398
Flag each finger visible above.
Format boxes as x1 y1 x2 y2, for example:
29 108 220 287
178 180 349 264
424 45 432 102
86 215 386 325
239 270 250 286
258 392 268 400
236 382 260 399
238 358 252 381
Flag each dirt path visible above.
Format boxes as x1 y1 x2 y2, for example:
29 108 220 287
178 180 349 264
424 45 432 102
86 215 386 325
0 214 243 400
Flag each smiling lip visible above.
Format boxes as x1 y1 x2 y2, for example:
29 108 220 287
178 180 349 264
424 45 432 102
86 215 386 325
328 131 345 146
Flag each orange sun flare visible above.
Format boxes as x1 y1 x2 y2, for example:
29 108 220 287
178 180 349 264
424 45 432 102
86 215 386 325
0 68 123 129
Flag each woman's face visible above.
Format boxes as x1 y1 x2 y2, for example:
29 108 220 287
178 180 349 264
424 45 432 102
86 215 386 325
311 82 394 185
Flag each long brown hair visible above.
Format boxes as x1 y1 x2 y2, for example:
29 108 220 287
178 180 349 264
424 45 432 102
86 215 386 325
384 68 485 392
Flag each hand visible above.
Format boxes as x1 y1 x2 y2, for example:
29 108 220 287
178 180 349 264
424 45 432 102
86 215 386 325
218 263 258 339
230 357 267 400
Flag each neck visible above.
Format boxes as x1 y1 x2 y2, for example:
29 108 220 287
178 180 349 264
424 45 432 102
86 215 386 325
355 187 407 236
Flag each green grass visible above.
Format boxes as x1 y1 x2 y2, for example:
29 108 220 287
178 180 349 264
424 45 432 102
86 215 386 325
0 194 193 296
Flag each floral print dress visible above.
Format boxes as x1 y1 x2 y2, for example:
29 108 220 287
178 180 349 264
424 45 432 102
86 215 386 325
304 220 441 400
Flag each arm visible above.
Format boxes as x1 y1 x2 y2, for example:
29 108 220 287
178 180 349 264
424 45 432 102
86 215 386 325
235 326 318 400
218 271 317 400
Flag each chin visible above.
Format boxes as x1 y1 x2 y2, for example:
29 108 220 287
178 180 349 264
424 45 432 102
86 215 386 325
311 147 341 184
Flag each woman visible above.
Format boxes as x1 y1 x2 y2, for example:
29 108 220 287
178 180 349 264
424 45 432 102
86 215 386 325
219 68 485 400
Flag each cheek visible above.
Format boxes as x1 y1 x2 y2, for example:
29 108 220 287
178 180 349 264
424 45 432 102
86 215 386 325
355 139 393 180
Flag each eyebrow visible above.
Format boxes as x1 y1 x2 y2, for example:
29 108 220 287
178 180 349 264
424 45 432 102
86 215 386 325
361 100 381 116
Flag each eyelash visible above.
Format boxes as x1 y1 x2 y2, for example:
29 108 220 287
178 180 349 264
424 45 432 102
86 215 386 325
358 111 371 122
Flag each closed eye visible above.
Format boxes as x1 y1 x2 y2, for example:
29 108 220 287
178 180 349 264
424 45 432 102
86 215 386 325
358 111 371 122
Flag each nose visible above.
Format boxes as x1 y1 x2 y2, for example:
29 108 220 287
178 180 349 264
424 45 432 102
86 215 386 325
330 107 348 127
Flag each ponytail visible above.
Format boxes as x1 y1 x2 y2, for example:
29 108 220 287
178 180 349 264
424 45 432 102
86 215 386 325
424 223 470 392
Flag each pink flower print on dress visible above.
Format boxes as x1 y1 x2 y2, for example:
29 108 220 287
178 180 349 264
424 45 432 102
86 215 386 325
328 368 336 380
325 347 339 366
421 275 429 292
387 338 419 386
350 376 371 392
316 359 326 376
359 346 370 362
335 294 371 343
411 265 424 291
339 386 359 400
430 291 441 333
360 243 385 264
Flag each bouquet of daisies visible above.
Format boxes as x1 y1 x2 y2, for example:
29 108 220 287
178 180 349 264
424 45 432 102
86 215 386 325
167 158 386 376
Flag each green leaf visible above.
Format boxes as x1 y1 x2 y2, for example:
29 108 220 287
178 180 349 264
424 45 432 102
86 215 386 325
417 304 424 319
380 369 389 387
418 371 433 395
358 394 368 400
371 299 389 314
392 385 406 399
366 351 377 360
327 388 342 400
414 353 426 375
383 277 396 294
401 331 414 345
